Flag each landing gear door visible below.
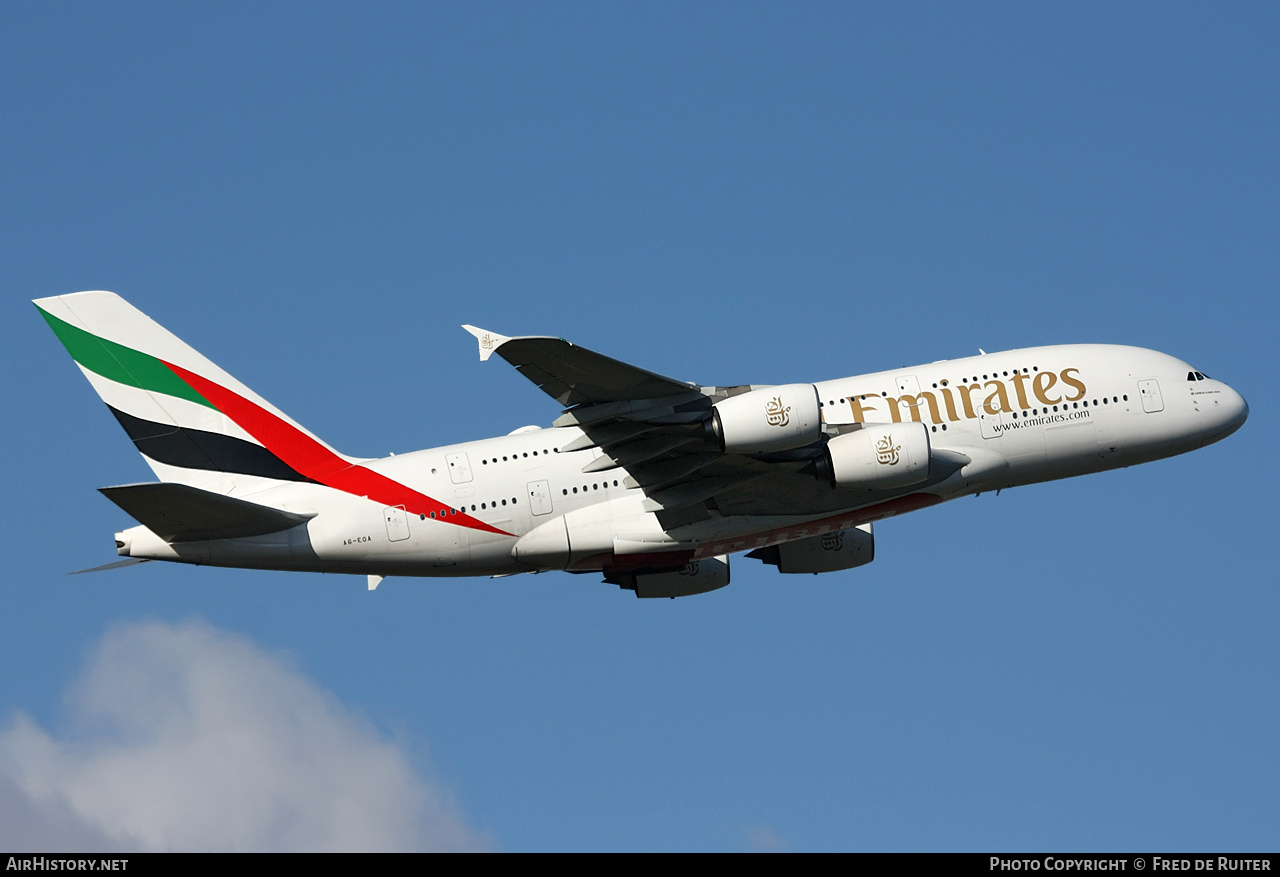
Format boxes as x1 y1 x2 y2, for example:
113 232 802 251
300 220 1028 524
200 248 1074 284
446 452 473 484
1138 379 1164 413
527 480 553 516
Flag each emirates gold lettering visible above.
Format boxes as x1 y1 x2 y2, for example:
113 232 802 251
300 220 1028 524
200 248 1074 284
957 383 982 418
1060 368 1086 402
938 384 961 421
1033 371 1060 405
887 392 942 424
765 396 791 427
848 395 878 424
842 367 1087 427
1011 372 1033 410
875 434 902 465
982 381 1013 415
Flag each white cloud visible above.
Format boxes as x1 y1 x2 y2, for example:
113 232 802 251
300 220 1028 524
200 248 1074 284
0 619 488 852
744 824 788 852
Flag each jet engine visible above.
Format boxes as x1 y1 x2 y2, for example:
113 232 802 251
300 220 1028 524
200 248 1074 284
707 384 821 454
816 422 931 490
748 524 874 574
608 555 731 598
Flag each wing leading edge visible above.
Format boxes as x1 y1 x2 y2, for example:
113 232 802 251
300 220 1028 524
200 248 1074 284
462 325 696 407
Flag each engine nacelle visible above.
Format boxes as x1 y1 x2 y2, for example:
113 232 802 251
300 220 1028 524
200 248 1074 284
817 422 931 490
611 554 731 598
709 384 821 454
749 524 874 574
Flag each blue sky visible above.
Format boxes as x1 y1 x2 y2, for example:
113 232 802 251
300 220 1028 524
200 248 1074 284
2 2 1277 851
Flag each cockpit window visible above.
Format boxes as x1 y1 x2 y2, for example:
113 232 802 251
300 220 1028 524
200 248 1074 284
1188 371 1196 381
1188 371 1210 381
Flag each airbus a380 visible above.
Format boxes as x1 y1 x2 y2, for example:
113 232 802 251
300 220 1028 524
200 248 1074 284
36 291 1247 597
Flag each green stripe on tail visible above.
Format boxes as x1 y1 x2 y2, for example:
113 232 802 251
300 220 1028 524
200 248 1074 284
36 306 216 410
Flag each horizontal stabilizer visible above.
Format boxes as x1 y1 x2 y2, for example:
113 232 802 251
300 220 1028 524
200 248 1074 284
99 483 315 542
70 558 153 575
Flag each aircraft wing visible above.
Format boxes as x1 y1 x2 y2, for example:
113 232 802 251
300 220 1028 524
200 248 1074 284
462 326 696 406
465 326 842 527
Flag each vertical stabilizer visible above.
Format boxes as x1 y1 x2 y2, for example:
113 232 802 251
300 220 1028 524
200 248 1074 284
34 291 351 494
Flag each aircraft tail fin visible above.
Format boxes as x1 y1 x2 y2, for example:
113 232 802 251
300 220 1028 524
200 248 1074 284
34 291 352 493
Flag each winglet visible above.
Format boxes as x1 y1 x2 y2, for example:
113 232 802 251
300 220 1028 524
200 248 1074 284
462 325 511 362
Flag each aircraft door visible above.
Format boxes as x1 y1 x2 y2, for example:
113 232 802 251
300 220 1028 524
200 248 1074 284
979 411 1004 439
894 374 932 424
446 452 473 483
1138 379 1164 413
527 480 554 516
895 374 921 396
384 505 410 542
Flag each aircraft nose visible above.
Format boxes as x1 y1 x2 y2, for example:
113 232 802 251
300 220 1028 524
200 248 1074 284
1208 381 1249 445
1216 383 1249 438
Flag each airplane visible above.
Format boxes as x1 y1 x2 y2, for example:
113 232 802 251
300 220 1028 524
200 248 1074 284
35 291 1248 597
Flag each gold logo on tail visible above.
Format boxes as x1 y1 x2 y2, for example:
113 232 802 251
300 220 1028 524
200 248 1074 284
876 435 902 465
765 396 791 427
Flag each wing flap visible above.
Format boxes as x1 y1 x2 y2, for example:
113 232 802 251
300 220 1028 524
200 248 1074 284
641 473 770 512
99 482 315 542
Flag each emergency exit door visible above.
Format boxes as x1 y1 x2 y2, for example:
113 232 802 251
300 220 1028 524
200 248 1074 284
527 480 553 516
384 505 410 542
446 452 473 483
1138 379 1164 413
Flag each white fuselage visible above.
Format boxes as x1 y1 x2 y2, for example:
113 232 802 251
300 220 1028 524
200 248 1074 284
118 344 1248 578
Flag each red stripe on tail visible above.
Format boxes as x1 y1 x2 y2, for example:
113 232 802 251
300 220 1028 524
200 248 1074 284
165 362 512 537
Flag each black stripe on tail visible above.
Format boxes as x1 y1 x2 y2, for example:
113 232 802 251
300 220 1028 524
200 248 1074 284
107 406 313 483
